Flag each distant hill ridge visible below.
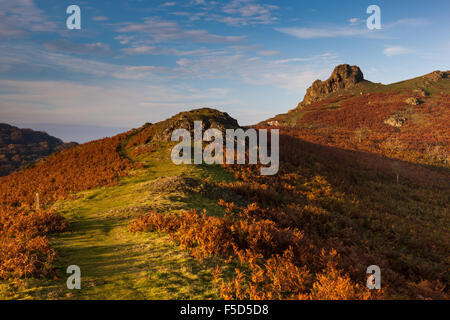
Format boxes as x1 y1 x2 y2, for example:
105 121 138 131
0 123 77 176
262 64 450 168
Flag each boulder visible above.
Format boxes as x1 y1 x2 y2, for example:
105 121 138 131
384 115 407 128
405 97 421 106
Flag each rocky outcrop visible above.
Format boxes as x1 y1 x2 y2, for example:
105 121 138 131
131 108 241 144
265 120 280 127
0 124 76 176
384 115 407 128
405 97 421 106
424 70 449 82
299 64 366 107
413 88 428 97
152 108 240 142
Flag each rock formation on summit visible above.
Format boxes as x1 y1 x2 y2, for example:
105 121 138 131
299 64 366 107
131 108 241 144
424 70 449 82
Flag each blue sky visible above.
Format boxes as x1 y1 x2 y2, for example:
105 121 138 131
0 0 449 142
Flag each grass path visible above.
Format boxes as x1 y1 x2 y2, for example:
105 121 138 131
51 188 220 300
0 148 230 300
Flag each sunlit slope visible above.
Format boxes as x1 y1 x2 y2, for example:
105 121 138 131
1 142 233 299
264 70 450 168
0 108 237 299
0 106 448 300
128 132 450 299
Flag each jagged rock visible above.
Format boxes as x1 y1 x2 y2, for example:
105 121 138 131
405 97 421 106
0 123 77 176
149 108 240 142
424 70 449 82
299 64 365 107
384 115 407 128
413 89 428 97
266 120 280 126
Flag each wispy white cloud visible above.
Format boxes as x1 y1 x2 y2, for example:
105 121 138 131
170 11 204 22
115 35 135 45
92 16 109 21
0 0 56 36
183 0 279 26
272 57 310 64
44 40 112 56
170 52 340 91
0 80 236 127
122 45 228 57
117 17 244 44
258 50 279 57
122 45 158 55
383 46 413 57
0 43 168 80
176 58 190 66
275 18 428 40
388 18 428 28
191 0 206 5
221 0 278 25
349 18 362 25
273 53 338 64
1 42 339 91
275 26 372 39
160 2 176 7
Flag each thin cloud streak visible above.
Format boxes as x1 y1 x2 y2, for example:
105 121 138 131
275 18 428 40
0 79 236 127
116 17 245 44
383 46 414 57
0 0 57 36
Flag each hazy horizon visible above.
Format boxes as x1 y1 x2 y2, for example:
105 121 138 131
9 122 130 144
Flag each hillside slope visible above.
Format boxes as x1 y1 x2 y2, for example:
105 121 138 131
0 109 237 299
0 124 76 177
1 107 448 300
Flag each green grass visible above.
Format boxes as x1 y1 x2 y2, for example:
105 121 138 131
0 144 232 300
